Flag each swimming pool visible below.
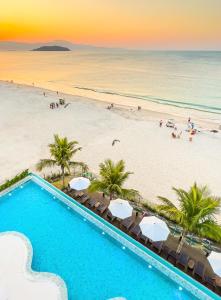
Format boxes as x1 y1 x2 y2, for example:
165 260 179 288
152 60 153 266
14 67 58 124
0 174 219 300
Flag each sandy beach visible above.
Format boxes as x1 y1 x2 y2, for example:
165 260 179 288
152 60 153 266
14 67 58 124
0 80 221 222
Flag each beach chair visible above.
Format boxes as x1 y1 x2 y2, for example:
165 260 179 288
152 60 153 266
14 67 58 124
96 203 107 215
121 217 134 231
68 190 76 197
161 245 170 259
151 241 163 254
130 225 141 238
106 211 116 222
88 198 97 208
193 262 205 281
167 249 178 265
204 275 216 291
176 252 189 270
140 234 148 245
78 195 90 204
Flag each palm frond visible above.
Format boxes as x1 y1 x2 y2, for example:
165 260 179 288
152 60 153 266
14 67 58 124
36 159 57 171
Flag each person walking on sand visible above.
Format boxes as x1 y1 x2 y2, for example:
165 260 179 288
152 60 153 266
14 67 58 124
172 132 176 138
159 120 163 127
189 130 194 142
177 131 182 139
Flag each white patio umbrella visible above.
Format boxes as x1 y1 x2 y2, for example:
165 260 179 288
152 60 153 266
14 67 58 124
108 199 133 219
69 177 90 191
139 216 170 242
208 252 221 277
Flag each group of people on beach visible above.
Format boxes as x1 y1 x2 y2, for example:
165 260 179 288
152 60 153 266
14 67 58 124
50 102 59 109
171 129 182 139
49 98 66 109
159 117 197 142
107 103 114 110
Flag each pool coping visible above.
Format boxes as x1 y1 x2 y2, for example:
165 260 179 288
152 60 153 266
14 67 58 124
0 173 220 300
0 231 68 300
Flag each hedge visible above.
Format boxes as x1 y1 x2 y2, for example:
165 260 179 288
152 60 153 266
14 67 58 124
0 169 29 192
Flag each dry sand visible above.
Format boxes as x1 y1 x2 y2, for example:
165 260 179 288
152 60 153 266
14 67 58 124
0 80 221 222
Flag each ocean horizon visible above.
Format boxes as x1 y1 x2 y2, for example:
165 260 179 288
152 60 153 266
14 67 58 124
0 49 221 114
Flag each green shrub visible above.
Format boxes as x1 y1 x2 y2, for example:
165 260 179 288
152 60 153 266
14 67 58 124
0 169 29 192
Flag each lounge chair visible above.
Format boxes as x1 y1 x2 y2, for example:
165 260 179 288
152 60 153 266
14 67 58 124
121 217 134 230
204 275 216 291
151 241 163 254
68 190 75 197
176 252 189 270
88 198 97 208
78 195 90 204
106 211 116 222
140 234 148 245
75 191 84 198
96 203 107 215
130 225 141 238
167 250 178 264
161 245 170 259
193 262 205 281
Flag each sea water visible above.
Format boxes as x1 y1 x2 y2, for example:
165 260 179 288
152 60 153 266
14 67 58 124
0 50 221 114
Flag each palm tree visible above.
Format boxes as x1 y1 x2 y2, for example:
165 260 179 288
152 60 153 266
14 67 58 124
36 134 87 188
88 159 139 200
157 183 221 253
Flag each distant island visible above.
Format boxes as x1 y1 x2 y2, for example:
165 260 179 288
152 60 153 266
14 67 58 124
32 46 71 51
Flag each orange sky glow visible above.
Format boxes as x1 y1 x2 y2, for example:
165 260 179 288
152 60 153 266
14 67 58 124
0 0 221 49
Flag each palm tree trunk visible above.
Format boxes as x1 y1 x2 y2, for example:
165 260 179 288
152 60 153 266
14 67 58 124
176 230 186 254
61 166 65 189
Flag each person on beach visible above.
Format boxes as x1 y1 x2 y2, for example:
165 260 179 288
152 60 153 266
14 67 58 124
107 104 113 110
188 117 191 123
189 130 195 142
177 131 182 139
172 132 176 138
159 120 163 127
43 92 46 97
138 106 141 111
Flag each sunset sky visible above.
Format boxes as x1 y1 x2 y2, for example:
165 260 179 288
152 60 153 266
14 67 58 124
1 0 221 49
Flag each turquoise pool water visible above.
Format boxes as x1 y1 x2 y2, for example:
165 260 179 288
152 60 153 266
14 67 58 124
0 179 215 299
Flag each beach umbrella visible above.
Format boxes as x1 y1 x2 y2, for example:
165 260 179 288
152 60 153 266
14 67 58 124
139 216 170 242
108 199 133 219
69 177 90 191
208 252 221 277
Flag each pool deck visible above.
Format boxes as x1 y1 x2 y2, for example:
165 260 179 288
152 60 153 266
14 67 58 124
0 232 67 300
